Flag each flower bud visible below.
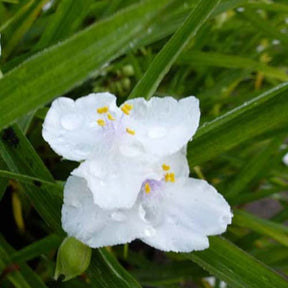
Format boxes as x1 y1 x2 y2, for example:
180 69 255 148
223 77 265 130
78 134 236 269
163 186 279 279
122 65 134 76
54 237 92 281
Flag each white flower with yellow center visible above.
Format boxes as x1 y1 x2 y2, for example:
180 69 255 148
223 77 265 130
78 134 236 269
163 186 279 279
43 92 232 252
62 150 232 252
43 92 200 209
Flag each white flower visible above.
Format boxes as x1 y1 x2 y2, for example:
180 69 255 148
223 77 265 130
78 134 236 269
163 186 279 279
62 151 232 252
42 93 200 209
283 153 288 166
43 92 232 252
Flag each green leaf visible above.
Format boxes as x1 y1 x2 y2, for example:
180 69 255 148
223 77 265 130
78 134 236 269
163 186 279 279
188 82 288 166
0 0 18 3
10 234 62 263
0 125 63 232
129 0 221 99
186 236 288 288
233 210 288 248
132 260 206 286
0 156 8 201
225 138 282 201
0 235 47 288
177 51 288 81
0 125 142 288
89 249 142 288
0 0 34 33
4 0 48 58
0 168 62 189
36 0 95 50
0 0 173 131
241 9 288 45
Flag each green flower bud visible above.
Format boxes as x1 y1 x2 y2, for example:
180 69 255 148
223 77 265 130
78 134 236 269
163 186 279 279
54 237 92 282
122 65 134 77
122 78 131 90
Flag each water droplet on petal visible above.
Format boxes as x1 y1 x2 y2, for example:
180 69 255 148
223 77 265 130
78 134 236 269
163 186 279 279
57 136 64 142
144 227 156 237
138 204 147 222
110 211 127 222
119 142 144 157
61 114 83 130
148 126 167 139
98 180 105 186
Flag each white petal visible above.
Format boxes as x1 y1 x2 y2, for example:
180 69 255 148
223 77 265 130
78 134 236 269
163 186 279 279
42 92 117 161
126 96 200 156
157 147 189 178
71 149 148 209
140 178 232 252
62 176 153 248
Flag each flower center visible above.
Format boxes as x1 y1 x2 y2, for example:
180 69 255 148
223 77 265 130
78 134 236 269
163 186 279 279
143 163 176 195
96 104 135 136
162 163 175 183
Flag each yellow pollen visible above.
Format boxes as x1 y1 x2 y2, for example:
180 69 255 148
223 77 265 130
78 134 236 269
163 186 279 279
97 119 106 127
165 173 175 183
170 173 175 183
121 103 133 115
126 128 135 135
162 164 170 171
164 173 170 182
144 183 151 194
107 113 115 121
121 107 130 115
97 106 109 114
125 103 133 110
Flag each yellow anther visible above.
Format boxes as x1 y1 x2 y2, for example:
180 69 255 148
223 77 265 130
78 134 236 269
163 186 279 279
164 173 175 183
144 183 151 194
164 173 170 182
124 103 133 110
97 106 109 114
126 128 135 135
97 119 106 127
169 173 175 183
121 106 130 115
162 164 170 171
107 113 115 121
121 103 133 115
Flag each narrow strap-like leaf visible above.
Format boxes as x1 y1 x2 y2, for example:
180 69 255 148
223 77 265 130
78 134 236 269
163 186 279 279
128 0 221 100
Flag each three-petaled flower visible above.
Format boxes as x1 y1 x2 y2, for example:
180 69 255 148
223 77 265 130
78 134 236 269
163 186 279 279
43 92 232 252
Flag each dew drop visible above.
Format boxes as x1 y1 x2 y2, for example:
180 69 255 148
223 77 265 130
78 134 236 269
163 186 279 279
139 204 147 222
98 180 105 186
119 143 144 157
57 136 64 142
144 227 156 237
110 211 127 222
148 126 167 139
61 113 83 130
